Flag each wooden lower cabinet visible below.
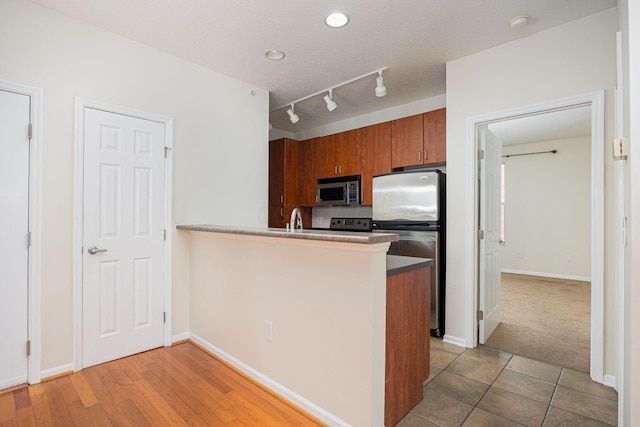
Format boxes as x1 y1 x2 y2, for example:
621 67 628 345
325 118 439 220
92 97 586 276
385 266 430 427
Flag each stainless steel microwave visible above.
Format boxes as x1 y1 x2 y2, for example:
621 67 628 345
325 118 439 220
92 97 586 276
317 175 361 206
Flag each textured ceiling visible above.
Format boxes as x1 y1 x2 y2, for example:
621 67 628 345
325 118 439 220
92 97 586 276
27 0 616 133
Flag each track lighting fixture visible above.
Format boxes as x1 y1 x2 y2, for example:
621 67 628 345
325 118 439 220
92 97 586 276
375 71 387 97
286 104 299 124
269 67 389 126
323 89 338 112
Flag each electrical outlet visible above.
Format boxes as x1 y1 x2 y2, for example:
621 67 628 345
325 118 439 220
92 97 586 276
516 250 524 259
265 320 273 342
566 255 573 263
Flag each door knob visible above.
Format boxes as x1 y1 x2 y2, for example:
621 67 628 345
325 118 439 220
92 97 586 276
87 246 107 255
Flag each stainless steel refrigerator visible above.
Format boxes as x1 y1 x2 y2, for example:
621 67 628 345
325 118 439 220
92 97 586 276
372 170 446 337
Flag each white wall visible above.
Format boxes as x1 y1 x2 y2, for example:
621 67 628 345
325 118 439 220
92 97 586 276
501 137 591 279
446 9 617 373
186 231 389 426
0 0 268 372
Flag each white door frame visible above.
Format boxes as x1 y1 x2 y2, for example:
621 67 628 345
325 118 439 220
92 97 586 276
466 91 605 383
0 79 43 385
72 97 173 371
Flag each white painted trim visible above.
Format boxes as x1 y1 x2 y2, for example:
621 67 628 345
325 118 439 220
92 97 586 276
603 374 617 389
171 332 190 343
0 79 43 385
466 91 606 383
40 363 74 381
501 269 591 283
72 97 174 371
189 333 349 427
442 334 467 348
614 31 625 401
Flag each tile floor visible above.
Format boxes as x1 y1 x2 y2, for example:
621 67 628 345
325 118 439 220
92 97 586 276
398 338 618 427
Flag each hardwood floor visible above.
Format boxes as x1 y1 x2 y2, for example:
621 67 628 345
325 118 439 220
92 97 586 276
0 342 326 426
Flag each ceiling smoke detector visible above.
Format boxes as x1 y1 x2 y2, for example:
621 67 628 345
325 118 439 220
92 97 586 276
509 14 530 30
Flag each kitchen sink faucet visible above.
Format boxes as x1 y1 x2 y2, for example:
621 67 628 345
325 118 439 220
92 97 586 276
289 208 303 231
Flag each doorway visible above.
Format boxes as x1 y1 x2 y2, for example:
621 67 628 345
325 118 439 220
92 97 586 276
482 108 592 373
73 98 174 370
471 91 605 382
0 80 43 388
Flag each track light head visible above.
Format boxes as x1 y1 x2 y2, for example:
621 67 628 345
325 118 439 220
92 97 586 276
375 71 387 97
324 89 338 112
286 104 299 124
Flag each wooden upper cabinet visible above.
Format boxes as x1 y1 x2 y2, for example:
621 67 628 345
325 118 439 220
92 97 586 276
336 128 362 176
309 130 361 179
423 108 446 165
314 135 338 178
391 114 424 169
361 122 392 205
298 138 319 206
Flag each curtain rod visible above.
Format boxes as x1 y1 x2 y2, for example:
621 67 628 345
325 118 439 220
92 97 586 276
502 149 557 158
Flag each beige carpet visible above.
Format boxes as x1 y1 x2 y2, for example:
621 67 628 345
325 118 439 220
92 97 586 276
484 273 591 373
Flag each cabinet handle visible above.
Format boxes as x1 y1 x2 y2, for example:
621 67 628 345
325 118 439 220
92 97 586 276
338 165 342 174
280 195 284 203
424 150 428 161
418 151 422 161
280 207 283 217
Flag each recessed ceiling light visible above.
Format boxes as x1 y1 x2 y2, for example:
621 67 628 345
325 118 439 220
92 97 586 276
509 14 530 30
265 49 285 60
325 12 349 28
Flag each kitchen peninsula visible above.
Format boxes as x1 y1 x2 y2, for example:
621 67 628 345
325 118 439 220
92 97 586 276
177 225 432 426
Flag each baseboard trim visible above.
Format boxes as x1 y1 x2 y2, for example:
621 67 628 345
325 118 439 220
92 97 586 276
442 334 467 348
171 332 190 344
501 269 591 282
40 363 74 381
188 333 349 427
602 374 617 389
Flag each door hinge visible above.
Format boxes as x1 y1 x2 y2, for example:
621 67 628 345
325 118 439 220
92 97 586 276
478 310 484 321
478 149 485 160
163 312 166 324
164 146 171 158
164 229 167 241
26 340 31 356
478 229 485 240
26 232 31 248
27 123 33 140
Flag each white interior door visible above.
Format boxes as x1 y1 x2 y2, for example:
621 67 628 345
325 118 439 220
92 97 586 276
82 108 166 368
0 89 30 389
479 125 502 343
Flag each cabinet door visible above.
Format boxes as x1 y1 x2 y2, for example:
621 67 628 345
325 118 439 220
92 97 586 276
315 134 339 178
391 114 424 169
283 138 300 204
423 108 446 165
337 128 362 176
268 205 286 228
298 138 319 206
361 122 392 205
269 139 285 205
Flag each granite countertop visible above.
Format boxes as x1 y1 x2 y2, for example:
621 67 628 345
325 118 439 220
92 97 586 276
176 224 399 245
387 255 434 277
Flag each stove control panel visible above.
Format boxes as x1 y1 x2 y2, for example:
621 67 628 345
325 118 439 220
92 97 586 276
329 217 372 232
